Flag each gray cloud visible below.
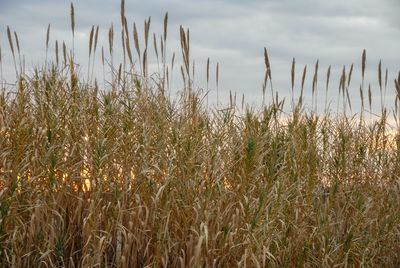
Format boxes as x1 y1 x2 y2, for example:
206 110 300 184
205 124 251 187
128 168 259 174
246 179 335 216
0 0 399 110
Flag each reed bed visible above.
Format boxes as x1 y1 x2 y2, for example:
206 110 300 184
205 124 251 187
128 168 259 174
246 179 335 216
1 2 400 267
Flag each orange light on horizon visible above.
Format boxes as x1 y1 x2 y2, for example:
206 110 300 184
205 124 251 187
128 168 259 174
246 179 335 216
81 168 91 192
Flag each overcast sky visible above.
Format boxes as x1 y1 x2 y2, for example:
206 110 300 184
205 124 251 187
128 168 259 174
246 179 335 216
1 0 399 112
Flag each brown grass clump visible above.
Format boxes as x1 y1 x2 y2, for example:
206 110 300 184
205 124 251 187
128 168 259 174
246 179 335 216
1 2 400 267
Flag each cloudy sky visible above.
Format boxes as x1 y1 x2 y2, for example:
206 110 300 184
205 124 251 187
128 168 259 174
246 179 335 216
0 0 399 112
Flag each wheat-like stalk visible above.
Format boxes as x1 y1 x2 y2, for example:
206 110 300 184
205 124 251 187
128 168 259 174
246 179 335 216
55 40 59 65
1 5 400 267
71 3 75 35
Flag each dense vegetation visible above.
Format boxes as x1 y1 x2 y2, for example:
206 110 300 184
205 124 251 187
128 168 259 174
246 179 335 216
1 2 400 267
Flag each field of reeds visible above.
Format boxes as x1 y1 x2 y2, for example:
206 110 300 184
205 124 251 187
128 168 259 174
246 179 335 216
1 2 400 267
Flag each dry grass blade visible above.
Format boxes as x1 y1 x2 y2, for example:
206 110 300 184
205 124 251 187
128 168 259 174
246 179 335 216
312 59 319 95
164 12 168 42
171 52 175 72
326 65 331 91
301 65 307 92
378 60 384 112
397 72 400 87
55 40 59 65
123 16 128 38
122 17 129 47
359 85 364 110
368 83 372 110
120 0 125 26
291 57 295 90
180 26 190 76
108 25 114 55
144 17 151 49
339 66 346 95
264 47 275 105
264 47 270 69
7 26 14 57
102 46 105 66
385 68 388 89
46 24 50 51
133 23 140 57
166 65 169 88
118 63 122 84
126 30 133 65
206 58 210 86
186 28 190 53
324 65 331 113
216 62 219 88
7 26 18 75
94 25 99 52
121 29 126 60
13 31 22 74
142 49 147 77
262 70 268 101
396 76 400 101
14 31 20 55
63 41 66 64
263 47 272 80
179 27 185 54
153 33 158 60
216 62 219 104
298 64 307 107
180 65 186 86
378 60 382 91
70 3 75 36
89 25 94 57
347 63 353 87
346 86 352 110
160 35 164 59
362 49 366 80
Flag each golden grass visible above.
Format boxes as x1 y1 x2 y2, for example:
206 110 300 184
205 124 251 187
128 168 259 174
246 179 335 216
1 2 400 267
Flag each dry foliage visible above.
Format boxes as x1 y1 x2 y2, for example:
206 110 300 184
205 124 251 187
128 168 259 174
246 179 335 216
1 2 400 267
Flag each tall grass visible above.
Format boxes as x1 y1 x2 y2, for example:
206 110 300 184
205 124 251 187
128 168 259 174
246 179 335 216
1 2 400 267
